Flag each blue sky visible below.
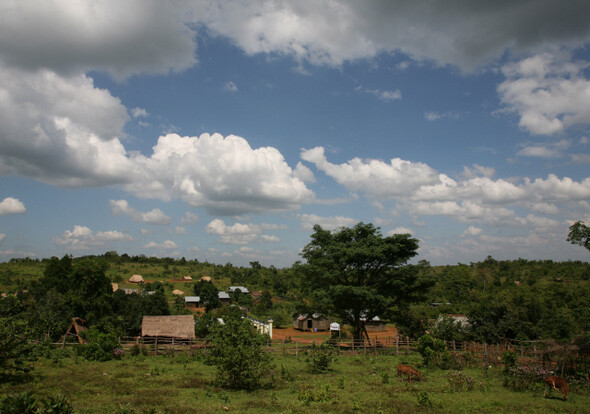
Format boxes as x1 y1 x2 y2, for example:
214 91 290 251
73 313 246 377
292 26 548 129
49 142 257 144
1 1 590 267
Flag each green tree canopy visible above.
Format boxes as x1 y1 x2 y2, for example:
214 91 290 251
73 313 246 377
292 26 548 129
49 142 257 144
300 222 430 340
567 220 590 252
193 280 221 312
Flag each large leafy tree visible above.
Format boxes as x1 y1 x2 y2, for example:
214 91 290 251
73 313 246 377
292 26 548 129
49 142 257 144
300 222 429 340
567 220 590 252
193 280 221 312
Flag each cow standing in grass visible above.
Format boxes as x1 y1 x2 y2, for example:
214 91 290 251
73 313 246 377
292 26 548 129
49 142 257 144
543 376 568 400
397 364 421 383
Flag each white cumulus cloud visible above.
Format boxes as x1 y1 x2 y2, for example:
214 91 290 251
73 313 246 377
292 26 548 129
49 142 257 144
300 146 439 198
0 197 26 215
110 200 172 225
129 133 313 215
299 213 357 231
53 225 133 250
206 218 281 244
498 52 590 136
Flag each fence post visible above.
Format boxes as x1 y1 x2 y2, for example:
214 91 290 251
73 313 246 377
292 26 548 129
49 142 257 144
296 340 299 358
396 337 399 356
154 337 158 356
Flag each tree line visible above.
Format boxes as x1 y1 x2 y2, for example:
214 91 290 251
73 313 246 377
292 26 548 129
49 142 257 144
1 222 589 348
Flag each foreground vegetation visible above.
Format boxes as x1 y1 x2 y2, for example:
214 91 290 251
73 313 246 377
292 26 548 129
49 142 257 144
1 350 589 414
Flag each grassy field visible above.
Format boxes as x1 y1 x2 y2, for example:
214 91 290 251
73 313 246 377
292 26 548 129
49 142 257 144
2 351 589 413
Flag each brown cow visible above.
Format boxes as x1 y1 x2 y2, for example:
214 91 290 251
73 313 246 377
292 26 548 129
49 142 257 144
543 376 568 400
396 364 421 383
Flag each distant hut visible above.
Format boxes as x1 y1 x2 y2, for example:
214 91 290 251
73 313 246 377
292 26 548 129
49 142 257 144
293 313 332 331
141 315 195 339
200 276 212 282
184 296 200 308
63 317 88 345
218 291 231 304
228 286 250 294
172 289 184 295
183 275 192 281
129 274 144 283
111 283 119 292
364 316 387 332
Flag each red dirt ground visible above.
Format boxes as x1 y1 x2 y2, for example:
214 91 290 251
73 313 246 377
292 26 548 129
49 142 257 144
271 325 399 343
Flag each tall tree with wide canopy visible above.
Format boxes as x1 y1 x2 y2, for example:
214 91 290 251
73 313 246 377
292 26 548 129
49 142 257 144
567 220 590 253
300 222 429 340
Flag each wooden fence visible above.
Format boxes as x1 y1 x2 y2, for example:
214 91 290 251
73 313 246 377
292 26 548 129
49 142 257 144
112 336 590 371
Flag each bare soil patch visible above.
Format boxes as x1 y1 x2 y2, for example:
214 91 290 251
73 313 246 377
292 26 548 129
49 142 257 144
272 325 398 343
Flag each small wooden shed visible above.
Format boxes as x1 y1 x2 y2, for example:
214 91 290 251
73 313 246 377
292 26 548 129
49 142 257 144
293 313 332 331
141 315 195 339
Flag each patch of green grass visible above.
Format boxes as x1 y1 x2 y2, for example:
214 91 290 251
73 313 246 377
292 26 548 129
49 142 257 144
1 353 589 413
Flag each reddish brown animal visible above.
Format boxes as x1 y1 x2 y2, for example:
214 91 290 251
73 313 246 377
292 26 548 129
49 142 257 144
396 364 421 383
543 376 568 400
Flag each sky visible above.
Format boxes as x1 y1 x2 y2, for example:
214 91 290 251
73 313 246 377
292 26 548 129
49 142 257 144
1 0 590 267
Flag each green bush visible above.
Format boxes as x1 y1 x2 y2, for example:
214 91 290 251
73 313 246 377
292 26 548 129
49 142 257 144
129 344 149 357
77 328 119 362
0 391 38 414
42 394 74 414
416 334 451 368
501 350 517 374
207 313 273 389
302 343 337 373
503 364 552 391
0 392 74 414
0 316 37 380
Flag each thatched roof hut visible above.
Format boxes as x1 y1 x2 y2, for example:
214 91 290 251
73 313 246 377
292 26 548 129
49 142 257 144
129 274 144 283
200 276 212 282
141 315 195 339
111 283 119 292
183 275 192 281
172 289 184 295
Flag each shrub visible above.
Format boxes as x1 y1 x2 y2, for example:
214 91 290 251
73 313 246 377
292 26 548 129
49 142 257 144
42 394 74 414
0 317 37 380
446 370 482 392
417 334 451 368
207 313 273 389
0 392 74 414
77 328 119 362
501 350 517 374
0 391 38 414
503 364 553 391
129 344 149 357
302 343 337 373
416 391 433 407
297 385 332 405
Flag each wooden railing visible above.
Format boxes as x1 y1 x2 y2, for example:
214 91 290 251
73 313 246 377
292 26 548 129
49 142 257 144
111 336 590 371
